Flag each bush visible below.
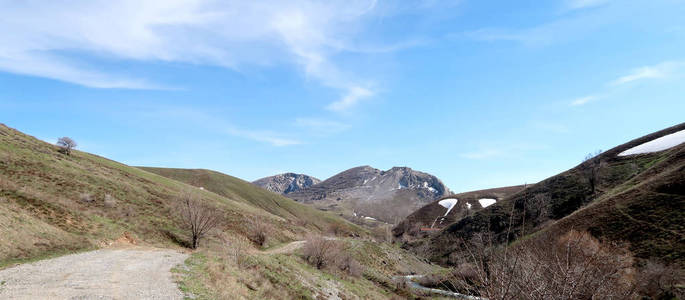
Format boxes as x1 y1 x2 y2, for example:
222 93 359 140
335 251 364 277
246 216 270 247
226 236 252 269
302 235 363 277
449 230 638 299
302 235 340 269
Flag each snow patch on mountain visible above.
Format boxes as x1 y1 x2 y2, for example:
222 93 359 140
438 198 458 216
618 129 685 156
478 198 496 208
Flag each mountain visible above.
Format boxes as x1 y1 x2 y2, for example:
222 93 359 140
0 123 362 264
392 185 527 240
405 122 685 265
252 173 321 195
285 166 451 223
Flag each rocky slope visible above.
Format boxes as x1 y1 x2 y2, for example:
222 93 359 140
286 166 451 223
252 173 321 195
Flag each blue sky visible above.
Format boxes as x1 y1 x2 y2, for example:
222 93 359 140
1 0 684 192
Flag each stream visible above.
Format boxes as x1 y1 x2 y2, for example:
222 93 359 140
393 275 486 300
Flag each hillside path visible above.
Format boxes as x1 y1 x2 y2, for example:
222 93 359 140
0 247 188 300
263 240 306 255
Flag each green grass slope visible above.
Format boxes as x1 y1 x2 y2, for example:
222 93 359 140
412 122 685 266
0 124 359 266
138 167 364 234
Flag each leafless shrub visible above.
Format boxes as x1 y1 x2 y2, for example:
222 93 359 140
335 251 364 277
104 194 117 208
635 261 685 299
302 235 363 277
80 193 94 203
327 222 350 237
449 230 638 300
226 236 252 269
56 137 77 155
302 235 339 269
246 216 270 247
177 191 222 249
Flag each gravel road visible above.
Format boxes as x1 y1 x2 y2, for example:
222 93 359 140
0 248 188 300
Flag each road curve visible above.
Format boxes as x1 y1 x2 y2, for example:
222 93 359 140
0 248 188 300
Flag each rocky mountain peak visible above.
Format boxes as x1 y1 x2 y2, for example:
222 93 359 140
252 173 321 195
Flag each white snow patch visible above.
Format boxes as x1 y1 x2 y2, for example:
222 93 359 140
438 198 458 216
466 203 472 209
364 216 376 221
618 129 685 156
478 198 496 208
353 212 357 217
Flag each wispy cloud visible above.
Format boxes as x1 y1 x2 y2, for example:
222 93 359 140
326 87 374 112
0 0 420 109
131 106 300 147
610 61 681 86
224 127 301 147
570 95 599 106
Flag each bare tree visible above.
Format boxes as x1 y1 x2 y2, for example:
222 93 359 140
178 192 222 249
56 137 77 155
583 150 604 195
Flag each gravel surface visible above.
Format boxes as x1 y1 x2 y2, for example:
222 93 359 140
0 248 188 300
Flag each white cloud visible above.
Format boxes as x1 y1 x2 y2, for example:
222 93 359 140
570 95 598 106
326 86 374 112
224 127 301 147
0 0 394 109
610 61 681 85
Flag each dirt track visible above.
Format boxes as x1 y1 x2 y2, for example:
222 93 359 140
0 247 187 300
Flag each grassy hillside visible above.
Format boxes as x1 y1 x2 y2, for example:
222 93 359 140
0 124 360 265
410 122 685 266
138 167 364 234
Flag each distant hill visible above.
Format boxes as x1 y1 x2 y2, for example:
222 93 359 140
252 173 321 195
406 122 685 266
285 166 450 223
0 123 362 265
138 167 347 232
393 185 527 240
